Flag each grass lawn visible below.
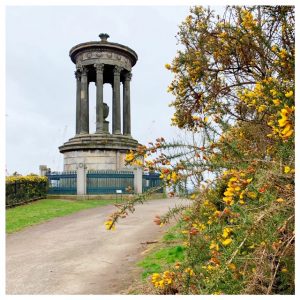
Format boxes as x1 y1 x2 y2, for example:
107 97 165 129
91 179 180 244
137 222 186 279
124 223 186 294
138 245 185 279
6 198 118 233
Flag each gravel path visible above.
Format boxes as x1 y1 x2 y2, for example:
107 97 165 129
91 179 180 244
6 197 186 295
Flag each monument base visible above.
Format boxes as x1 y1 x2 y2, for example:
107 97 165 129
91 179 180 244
63 149 130 171
59 133 139 171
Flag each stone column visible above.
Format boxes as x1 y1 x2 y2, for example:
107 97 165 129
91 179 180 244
113 66 122 134
75 69 81 135
95 63 104 133
123 72 132 136
80 67 89 134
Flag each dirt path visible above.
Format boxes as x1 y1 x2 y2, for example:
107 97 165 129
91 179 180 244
6 197 187 295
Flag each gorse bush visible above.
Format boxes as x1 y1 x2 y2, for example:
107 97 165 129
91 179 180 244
6 175 48 207
105 5 294 294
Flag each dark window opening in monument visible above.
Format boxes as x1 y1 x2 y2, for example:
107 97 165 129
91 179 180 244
104 83 112 134
89 83 96 133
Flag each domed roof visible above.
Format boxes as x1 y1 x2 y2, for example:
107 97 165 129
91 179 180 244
69 33 138 66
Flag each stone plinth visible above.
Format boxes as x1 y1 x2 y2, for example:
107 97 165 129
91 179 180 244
59 133 138 171
63 149 128 171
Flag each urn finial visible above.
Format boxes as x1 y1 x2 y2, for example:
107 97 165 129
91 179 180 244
99 33 110 42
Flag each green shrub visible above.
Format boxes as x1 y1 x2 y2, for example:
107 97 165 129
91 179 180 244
6 175 48 207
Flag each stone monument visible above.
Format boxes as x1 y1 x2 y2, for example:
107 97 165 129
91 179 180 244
59 34 139 171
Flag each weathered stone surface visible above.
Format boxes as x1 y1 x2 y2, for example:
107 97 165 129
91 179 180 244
59 133 138 153
76 54 132 71
133 167 143 194
76 159 87 195
63 149 130 171
70 39 138 67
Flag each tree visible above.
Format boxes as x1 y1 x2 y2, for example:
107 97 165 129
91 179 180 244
106 6 294 294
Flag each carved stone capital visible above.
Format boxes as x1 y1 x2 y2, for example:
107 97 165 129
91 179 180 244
80 66 88 76
94 63 105 73
75 69 81 80
113 66 123 76
124 71 132 81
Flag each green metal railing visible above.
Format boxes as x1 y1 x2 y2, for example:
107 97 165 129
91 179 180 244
87 170 134 194
142 173 163 193
46 170 164 195
46 171 77 195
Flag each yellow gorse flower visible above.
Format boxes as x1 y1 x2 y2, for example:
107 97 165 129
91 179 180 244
222 227 233 238
104 220 115 231
272 99 281 106
228 263 236 271
184 267 195 276
125 150 135 162
285 91 293 98
210 240 220 251
277 106 294 139
241 10 257 31
171 171 178 183
222 169 258 207
247 191 257 199
222 238 233 246
165 63 171 70
151 271 174 288
258 105 267 112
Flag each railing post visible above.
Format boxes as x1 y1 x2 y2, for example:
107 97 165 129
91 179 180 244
76 162 86 195
133 167 143 194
